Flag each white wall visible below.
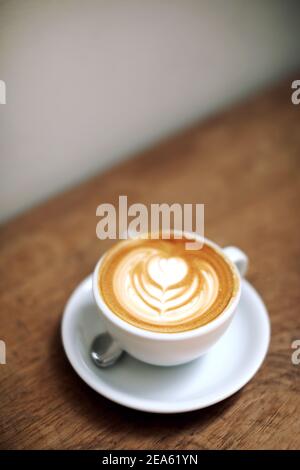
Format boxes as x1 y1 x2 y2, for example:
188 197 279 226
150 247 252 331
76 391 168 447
1 0 300 222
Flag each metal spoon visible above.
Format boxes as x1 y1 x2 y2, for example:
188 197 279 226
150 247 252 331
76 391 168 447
90 332 123 368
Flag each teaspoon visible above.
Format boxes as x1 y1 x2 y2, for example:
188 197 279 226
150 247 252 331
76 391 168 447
90 332 123 368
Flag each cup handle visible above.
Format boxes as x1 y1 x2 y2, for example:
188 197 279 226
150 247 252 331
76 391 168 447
223 246 248 277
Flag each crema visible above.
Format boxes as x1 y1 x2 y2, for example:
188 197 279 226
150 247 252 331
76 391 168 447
98 236 238 333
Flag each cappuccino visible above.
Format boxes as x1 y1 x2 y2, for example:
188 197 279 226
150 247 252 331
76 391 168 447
98 235 238 333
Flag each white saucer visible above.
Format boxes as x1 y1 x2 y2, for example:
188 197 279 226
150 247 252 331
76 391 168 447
61 275 270 414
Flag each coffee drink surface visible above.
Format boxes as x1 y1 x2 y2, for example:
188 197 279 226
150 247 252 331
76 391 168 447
98 236 238 333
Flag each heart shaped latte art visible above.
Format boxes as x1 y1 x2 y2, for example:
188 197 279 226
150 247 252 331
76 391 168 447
112 245 220 323
147 256 188 290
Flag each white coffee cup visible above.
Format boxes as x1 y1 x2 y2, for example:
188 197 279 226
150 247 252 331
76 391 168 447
92 236 248 366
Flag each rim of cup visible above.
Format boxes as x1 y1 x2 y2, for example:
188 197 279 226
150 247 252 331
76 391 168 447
92 233 242 341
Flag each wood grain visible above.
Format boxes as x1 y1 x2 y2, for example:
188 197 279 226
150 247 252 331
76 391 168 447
0 78 299 450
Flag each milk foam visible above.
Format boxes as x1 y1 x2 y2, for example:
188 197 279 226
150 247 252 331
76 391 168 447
99 238 237 333
113 248 219 324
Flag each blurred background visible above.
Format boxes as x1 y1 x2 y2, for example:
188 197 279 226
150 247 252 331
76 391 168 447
1 0 300 223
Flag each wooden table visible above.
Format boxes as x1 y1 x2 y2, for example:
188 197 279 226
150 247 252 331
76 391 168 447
1 79 299 450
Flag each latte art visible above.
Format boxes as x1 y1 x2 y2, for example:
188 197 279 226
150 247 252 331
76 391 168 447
99 237 238 333
114 249 219 322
